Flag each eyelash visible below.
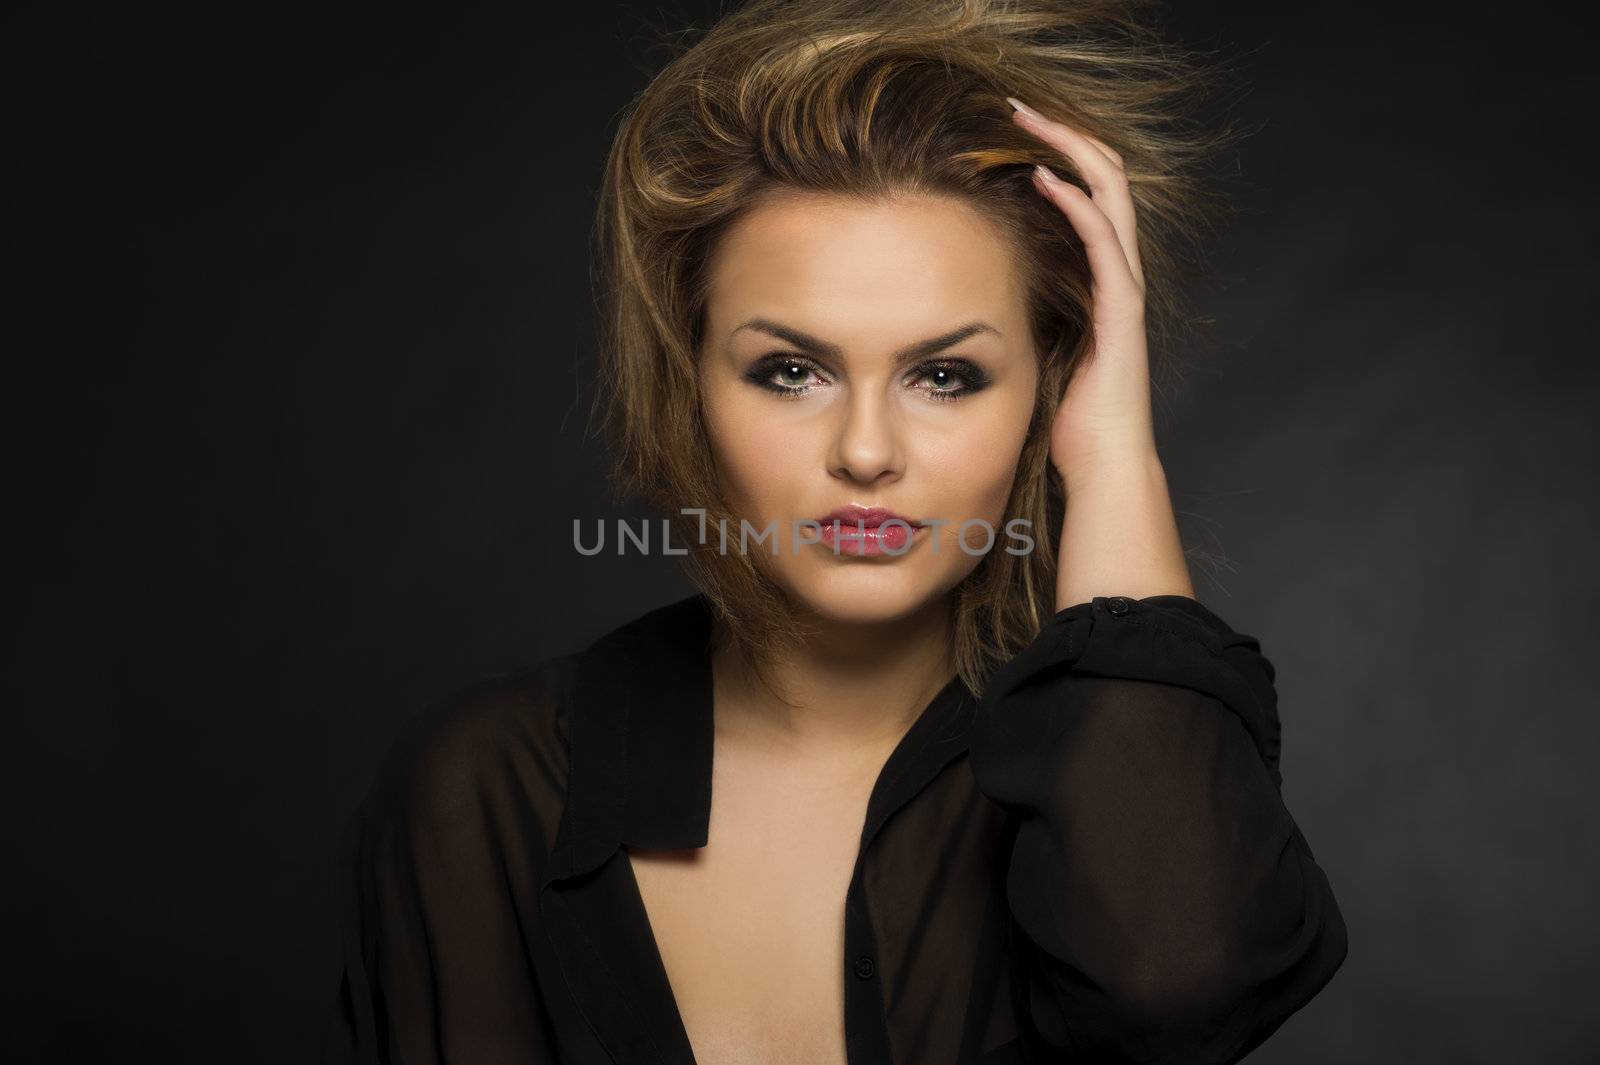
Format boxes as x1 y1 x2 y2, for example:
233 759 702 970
744 353 991 402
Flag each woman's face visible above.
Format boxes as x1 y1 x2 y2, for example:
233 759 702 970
698 188 1040 626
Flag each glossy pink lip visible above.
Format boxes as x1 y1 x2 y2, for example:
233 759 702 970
814 505 926 557
815 505 925 529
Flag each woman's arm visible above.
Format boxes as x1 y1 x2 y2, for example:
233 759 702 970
1055 452 1194 606
970 593 1348 1062
322 677 564 1063
1006 96 1195 608
972 99 1349 1062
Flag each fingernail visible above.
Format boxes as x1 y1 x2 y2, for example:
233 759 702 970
1034 164 1060 185
1006 96 1044 123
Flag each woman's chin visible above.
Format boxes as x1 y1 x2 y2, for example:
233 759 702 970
775 563 958 628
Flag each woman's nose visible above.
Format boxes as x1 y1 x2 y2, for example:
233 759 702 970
828 391 903 485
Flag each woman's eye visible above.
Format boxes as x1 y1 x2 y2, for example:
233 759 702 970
743 354 990 401
773 361 819 389
910 361 989 402
745 356 827 396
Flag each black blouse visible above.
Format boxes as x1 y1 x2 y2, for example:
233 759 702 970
321 591 1348 1064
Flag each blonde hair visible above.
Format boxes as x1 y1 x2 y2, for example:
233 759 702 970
590 0 1237 699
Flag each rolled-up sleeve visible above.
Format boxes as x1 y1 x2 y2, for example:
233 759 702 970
969 594 1348 1063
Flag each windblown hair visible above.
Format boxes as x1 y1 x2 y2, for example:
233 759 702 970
591 0 1237 700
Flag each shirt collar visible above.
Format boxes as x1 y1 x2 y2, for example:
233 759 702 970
544 591 977 886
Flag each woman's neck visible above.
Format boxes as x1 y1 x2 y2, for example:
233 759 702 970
709 593 958 758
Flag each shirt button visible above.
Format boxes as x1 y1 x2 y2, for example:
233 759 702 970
1106 596 1132 616
852 955 876 980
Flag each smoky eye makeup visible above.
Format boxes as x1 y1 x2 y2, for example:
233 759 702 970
741 352 994 402
741 353 827 397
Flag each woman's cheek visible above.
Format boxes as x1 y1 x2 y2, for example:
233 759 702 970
705 398 797 522
923 424 1025 523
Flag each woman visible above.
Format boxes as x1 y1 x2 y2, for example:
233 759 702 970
322 0 1349 1062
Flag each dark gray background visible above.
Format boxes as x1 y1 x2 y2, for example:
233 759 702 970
11 1 1596 1061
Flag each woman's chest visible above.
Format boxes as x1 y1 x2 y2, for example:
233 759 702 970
629 852 853 1065
626 743 887 1065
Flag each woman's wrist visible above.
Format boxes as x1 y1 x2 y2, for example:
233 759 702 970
1053 450 1196 610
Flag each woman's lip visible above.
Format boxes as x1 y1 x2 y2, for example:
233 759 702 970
817 521 923 555
815 506 925 529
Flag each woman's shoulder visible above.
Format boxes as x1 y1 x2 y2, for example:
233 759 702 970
358 653 582 836
352 593 711 837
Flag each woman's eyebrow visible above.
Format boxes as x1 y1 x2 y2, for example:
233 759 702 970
730 317 1001 368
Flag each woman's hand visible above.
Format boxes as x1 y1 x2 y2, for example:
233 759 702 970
1007 96 1155 489
1006 96 1195 608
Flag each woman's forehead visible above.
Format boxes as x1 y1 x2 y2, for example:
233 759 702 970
704 192 1027 344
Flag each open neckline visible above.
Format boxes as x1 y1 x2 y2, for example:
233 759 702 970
612 671 975 1065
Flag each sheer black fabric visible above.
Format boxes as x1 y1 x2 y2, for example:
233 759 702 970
321 591 1347 1064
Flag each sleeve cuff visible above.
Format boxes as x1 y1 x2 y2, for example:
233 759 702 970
979 595 1284 786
